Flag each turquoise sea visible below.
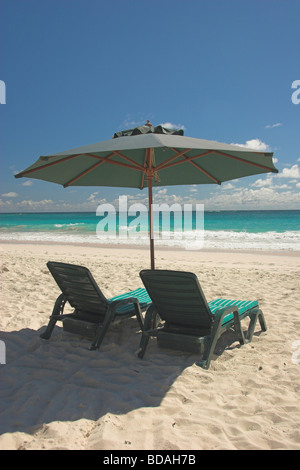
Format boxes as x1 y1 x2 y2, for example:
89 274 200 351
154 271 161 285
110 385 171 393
0 210 299 252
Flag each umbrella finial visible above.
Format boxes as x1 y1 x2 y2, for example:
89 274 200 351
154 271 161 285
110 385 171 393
145 120 152 127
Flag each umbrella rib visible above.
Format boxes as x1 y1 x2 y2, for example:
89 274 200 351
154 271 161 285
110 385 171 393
155 148 277 183
140 149 149 190
182 155 221 184
155 148 192 171
63 151 121 187
84 153 144 172
158 150 214 171
150 149 217 185
17 152 144 179
112 151 145 171
16 154 83 177
157 149 276 174
157 149 220 184
141 173 145 189
63 160 106 187
214 150 278 173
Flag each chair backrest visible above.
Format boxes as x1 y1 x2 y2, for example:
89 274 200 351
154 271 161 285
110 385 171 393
140 270 213 331
47 261 109 315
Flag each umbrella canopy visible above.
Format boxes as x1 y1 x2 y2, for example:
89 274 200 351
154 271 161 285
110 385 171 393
15 122 278 268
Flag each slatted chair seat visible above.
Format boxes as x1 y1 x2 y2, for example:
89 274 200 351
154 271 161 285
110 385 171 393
40 262 151 350
138 270 267 369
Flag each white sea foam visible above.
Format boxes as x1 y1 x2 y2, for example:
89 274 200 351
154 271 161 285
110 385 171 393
0 229 299 252
53 223 86 229
202 230 300 252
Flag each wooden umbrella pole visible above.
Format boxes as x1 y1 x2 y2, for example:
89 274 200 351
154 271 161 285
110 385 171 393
148 174 155 270
147 148 155 270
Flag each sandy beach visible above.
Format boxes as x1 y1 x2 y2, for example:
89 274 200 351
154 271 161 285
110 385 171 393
0 242 299 450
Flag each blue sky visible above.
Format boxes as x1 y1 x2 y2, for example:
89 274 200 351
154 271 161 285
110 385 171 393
0 0 299 212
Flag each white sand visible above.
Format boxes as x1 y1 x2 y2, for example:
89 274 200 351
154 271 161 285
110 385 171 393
0 242 299 450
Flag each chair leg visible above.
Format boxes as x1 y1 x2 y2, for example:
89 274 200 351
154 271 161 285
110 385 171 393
89 326 106 350
138 333 150 359
89 318 112 351
40 294 66 340
247 308 267 342
196 336 214 370
89 304 117 350
197 316 226 370
197 307 242 370
232 310 246 345
89 300 145 351
138 305 156 359
134 302 144 329
258 309 267 332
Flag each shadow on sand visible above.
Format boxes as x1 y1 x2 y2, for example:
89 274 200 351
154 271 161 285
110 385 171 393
0 319 260 437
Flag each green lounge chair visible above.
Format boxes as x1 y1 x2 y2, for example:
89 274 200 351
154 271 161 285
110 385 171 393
40 261 151 350
138 270 267 369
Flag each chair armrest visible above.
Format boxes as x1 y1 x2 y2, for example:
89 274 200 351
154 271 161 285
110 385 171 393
213 305 246 344
48 293 67 318
109 297 144 327
143 304 157 330
213 305 239 323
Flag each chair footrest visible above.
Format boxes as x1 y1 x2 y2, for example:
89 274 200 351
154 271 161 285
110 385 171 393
63 318 99 339
157 331 208 354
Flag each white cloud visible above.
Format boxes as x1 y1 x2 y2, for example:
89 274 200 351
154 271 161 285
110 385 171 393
230 139 270 152
160 122 186 131
0 199 12 206
252 176 274 187
19 199 53 207
157 188 168 195
277 164 300 178
202 186 300 210
119 115 186 132
221 183 235 190
251 173 295 189
265 123 282 129
22 180 33 186
123 119 144 129
0 197 109 212
87 191 99 201
1 192 18 197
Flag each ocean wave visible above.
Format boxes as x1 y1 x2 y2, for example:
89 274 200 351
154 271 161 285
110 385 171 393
0 229 299 252
53 223 87 231
202 230 300 251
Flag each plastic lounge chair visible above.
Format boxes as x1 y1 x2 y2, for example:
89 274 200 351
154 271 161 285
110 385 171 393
40 261 151 350
138 270 267 369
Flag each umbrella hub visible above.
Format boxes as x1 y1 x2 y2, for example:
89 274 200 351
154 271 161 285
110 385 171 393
145 148 161 184
113 122 184 138
146 169 155 180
